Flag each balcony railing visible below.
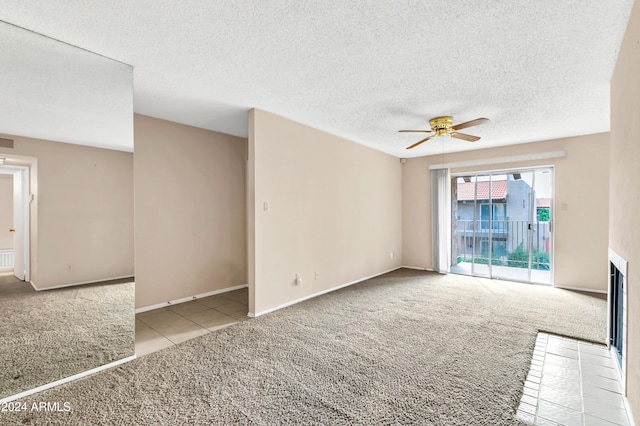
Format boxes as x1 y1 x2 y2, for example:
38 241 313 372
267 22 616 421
454 220 550 270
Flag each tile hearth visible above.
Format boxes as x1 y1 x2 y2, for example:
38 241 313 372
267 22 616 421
516 333 630 426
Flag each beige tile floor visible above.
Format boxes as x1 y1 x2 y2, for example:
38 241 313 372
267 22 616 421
516 332 631 426
135 287 249 356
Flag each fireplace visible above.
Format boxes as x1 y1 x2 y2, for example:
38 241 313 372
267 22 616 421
608 248 628 393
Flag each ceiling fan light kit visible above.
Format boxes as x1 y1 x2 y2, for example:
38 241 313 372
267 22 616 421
399 116 490 149
430 116 454 136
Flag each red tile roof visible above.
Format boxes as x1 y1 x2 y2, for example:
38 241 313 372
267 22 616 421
537 198 551 208
456 180 507 201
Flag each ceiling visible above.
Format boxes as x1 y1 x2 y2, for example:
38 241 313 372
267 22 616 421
0 21 133 152
0 1 634 157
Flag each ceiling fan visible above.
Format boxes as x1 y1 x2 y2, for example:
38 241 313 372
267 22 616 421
399 116 490 149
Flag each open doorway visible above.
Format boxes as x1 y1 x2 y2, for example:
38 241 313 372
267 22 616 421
450 167 553 285
0 165 30 282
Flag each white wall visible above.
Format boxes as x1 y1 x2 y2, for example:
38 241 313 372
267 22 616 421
610 0 640 419
134 114 247 309
403 133 610 292
248 109 403 315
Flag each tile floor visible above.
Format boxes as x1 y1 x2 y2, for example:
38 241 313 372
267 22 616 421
135 287 249 356
516 332 630 426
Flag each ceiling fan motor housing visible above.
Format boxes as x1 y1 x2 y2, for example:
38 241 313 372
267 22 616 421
430 116 454 136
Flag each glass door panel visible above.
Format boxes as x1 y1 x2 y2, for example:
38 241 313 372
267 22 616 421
470 176 489 277
530 169 552 284
491 172 532 282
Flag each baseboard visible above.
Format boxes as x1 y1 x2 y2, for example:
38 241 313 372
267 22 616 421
248 266 402 318
135 284 249 314
401 265 435 271
31 275 135 291
554 285 607 294
0 354 136 405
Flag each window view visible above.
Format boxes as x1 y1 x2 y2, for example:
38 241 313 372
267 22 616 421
450 169 552 284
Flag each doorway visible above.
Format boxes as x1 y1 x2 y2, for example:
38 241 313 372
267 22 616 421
0 165 30 282
450 167 553 284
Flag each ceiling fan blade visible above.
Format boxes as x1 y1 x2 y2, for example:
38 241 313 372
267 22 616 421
398 129 433 133
406 135 436 149
451 118 489 131
451 132 480 142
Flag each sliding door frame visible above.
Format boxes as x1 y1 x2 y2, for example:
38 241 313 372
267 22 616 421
451 165 555 286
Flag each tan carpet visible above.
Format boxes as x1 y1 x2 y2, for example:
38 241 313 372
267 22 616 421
3 269 606 425
0 276 135 399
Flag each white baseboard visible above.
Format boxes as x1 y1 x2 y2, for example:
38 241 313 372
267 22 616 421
31 275 135 291
554 285 607 294
0 354 136 405
248 266 402 318
135 284 248 314
401 265 435 271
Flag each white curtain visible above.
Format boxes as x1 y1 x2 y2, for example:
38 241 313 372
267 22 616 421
431 168 451 273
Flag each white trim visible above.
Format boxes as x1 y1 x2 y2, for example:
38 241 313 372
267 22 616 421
249 267 402 318
609 248 628 277
2 164 31 282
0 354 136 405
611 344 627 393
553 285 607 294
30 275 135 291
607 248 629 397
429 150 566 170
401 265 435 271
135 284 248 314
623 394 637 426
609 344 635 426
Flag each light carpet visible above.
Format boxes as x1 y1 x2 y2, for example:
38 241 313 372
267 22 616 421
0 276 135 399
3 269 606 425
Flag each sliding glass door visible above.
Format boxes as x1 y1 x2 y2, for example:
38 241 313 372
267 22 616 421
450 168 552 284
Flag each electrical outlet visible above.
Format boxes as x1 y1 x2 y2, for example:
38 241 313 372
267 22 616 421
295 274 302 285
315 272 319 280
67 264 72 272
390 252 394 259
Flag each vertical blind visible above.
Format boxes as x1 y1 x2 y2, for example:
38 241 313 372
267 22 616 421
431 168 451 273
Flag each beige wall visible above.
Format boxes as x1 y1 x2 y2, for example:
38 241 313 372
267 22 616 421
0 134 134 288
248 109 403 315
134 114 247 309
0 175 12 250
403 133 610 292
611 0 640 420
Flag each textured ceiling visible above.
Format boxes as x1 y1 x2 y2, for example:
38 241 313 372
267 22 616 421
0 1 634 157
0 22 133 151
